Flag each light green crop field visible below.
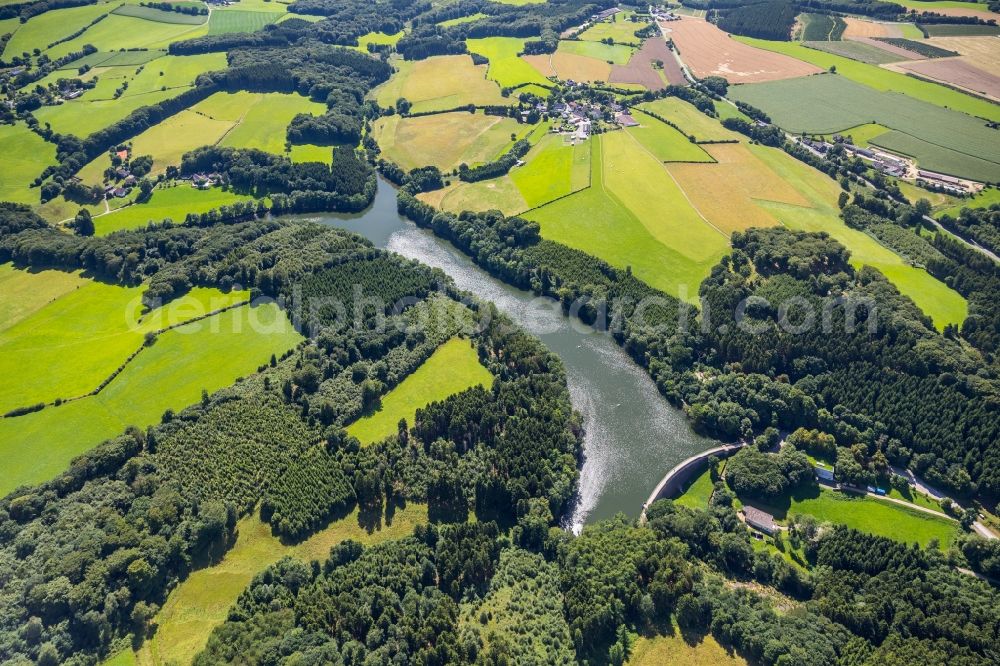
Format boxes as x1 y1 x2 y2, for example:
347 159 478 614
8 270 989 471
1 3 112 59
47 14 209 61
0 302 301 496
347 337 492 444
510 132 591 208
894 0 992 9
438 12 487 27
95 185 255 234
0 17 20 37
744 486 960 549
466 37 553 88
354 30 404 52
937 186 1000 218
428 177 529 216
33 86 182 138
638 97 741 142
715 101 751 123
818 122 890 147
628 631 748 666
373 55 508 114
117 52 226 97
0 264 88 333
133 504 427 666
372 112 528 171
0 280 250 413
922 23 1000 36
728 73 1000 182
192 88 257 121
557 39 635 64
576 12 642 45
750 145 968 329
0 123 56 205
525 135 728 302
625 111 714 163
112 3 207 24
733 36 1000 122
220 92 327 153
207 9 282 35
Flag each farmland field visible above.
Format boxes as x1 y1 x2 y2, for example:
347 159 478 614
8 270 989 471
925 35 1000 74
219 92 327 153
891 57 1000 100
112 4 207 24
46 14 209 60
372 55 507 114
610 36 686 89
207 9 283 35
728 73 1000 181
355 30 404 52
798 13 846 41
122 109 232 174
750 145 968 328
0 123 56 205
1 3 112 59
466 37 553 88
936 185 1000 218
920 23 1000 37
438 12 487 27
525 134 728 301
0 301 301 495
818 122 890 146
134 506 427 666
804 39 906 64
577 13 643 44
558 39 636 64
638 98 741 142
871 130 1000 183
734 36 1000 122
0 264 87 333
33 87 183 138
346 337 493 444
372 112 528 171
842 17 901 39
663 16 823 82
626 111 714 163
94 186 256 235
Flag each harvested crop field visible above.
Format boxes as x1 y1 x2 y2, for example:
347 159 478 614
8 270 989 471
842 17 901 39
850 36 928 59
891 57 1000 99
663 17 822 82
804 39 907 64
610 37 685 89
925 35 1000 75
921 23 1000 37
372 54 507 113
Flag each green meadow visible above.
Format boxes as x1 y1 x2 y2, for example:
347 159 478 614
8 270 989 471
355 30 404 52
372 112 528 171
628 631 748 666
625 112 714 163
510 133 591 208
46 14 209 61
638 98 741 142
438 12 487 27
557 39 635 64
466 37 553 88
672 464 717 510
751 145 968 329
0 264 87 332
219 92 327 153
373 54 507 114
2 2 112 59
95 185 255 235
0 302 302 496
0 123 56 205
818 122 890 147
937 186 1000 219
34 87 183 138
347 337 493 444
207 9 283 35
576 12 642 45
734 36 1000 123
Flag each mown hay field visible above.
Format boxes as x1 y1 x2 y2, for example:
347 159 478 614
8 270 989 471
466 37 553 88
219 91 327 153
734 36 1000 121
576 12 643 45
207 8 283 35
46 14 209 60
372 55 508 114
112 3 207 24
728 73 1000 181
0 264 87 333
638 97 741 142
133 505 428 666
0 302 301 496
372 111 528 171
557 39 636 64
347 337 493 444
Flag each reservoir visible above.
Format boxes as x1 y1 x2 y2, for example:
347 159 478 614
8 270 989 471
306 178 717 530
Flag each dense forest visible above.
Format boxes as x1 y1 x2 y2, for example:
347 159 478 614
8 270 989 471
716 1 798 41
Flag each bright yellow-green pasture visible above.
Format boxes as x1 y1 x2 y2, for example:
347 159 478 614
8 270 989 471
289 144 333 163
372 111 529 171
625 112 713 163
2 2 113 59
33 87 182 138
94 185 256 235
818 122 890 147
0 264 87 333
734 36 1000 122
127 109 232 174
0 279 250 412
219 92 327 153
347 337 492 444
438 12 487 27
0 123 56 205
557 39 635 64
638 97 741 142
373 54 508 114
577 12 643 45
0 302 301 496
937 186 1000 218
510 132 591 208
134 505 427 666
47 14 209 61
627 631 748 666
751 145 968 329
466 37 553 88
355 30 404 52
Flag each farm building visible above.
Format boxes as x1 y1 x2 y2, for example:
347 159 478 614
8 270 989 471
815 466 835 483
742 506 777 535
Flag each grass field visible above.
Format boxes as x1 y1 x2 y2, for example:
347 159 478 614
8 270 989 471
728 73 1000 182
936 185 1000 218
438 12 487 27
672 464 716 510
130 109 232 173
743 486 960 548
0 264 88 333
638 98 741 142
428 177 530 216
95 185 255 234
466 37 553 88
921 23 1000 37
0 123 55 205
289 144 333 163
112 4 207 24
525 135 728 302
372 112 528 171
577 12 642 45
219 92 326 153
47 14 209 61
134 505 427 666
0 302 301 496
207 9 282 35
666 142 807 234
347 337 493 444
733 36 1000 122
627 631 747 666
626 111 714 163
818 122 890 147
372 55 508 114
750 145 968 329
558 39 636 64
355 30 404 52
33 85 183 138
2 3 112 59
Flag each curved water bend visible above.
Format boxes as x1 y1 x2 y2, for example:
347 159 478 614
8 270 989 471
310 179 718 530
